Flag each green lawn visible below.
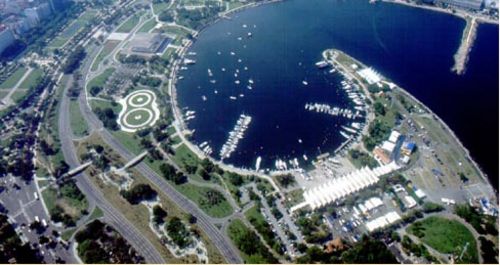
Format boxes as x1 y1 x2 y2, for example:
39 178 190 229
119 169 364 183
124 109 151 125
87 67 116 90
69 100 89 137
19 69 43 89
407 216 478 263
138 19 158 33
0 67 28 89
0 91 8 99
88 206 104 220
61 228 77 241
175 184 233 218
11 91 27 103
90 98 122 113
171 143 200 169
116 13 143 33
42 188 58 213
110 130 143 155
153 2 170 14
48 10 97 48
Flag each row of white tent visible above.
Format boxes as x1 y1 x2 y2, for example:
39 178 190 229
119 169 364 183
303 162 401 210
365 211 402 232
357 197 384 214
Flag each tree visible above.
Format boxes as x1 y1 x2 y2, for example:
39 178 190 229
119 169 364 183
120 184 157 204
152 205 167 224
341 235 397 263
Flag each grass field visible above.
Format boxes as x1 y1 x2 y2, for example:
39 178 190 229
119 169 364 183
171 143 201 169
90 98 122 113
175 184 233 218
407 216 478 263
91 41 120 71
0 91 8 99
11 91 27 103
124 109 151 125
153 2 170 14
88 206 104 220
116 13 144 33
69 100 88 137
110 130 143 155
19 69 43 89
87 67 116 90
0 67 28 89
48 10 97 48
138 19 158 33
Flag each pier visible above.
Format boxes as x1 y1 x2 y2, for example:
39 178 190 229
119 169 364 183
452 17 478 75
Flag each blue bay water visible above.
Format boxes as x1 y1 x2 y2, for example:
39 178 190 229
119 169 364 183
176 0 499 187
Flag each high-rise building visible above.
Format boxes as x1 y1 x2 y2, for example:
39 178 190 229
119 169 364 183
0 25 16 55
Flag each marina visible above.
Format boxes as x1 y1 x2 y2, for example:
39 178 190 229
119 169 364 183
219 114 252 160
175 0 498 181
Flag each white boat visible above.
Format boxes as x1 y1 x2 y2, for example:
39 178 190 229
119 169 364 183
248 32 252 37
255 156 262 171
202 95 207 101
340 131 351 139
248 79 254 84
302 80 308 86
235 80 240 84
315 61 329 68
229 96 237 100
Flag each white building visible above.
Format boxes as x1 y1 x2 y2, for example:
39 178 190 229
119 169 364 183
357 67 382 85
299 162 400 210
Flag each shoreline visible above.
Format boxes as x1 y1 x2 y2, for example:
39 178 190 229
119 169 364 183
167 0 496 193
325 48 495 194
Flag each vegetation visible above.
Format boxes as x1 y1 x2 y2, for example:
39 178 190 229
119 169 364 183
62 46 86 74
348 149 379 168
341 235 397 263
454 204 498 235
227 219 278 264
120 184 158 204
166 217 191 248
407 216 478 263
75 220 144 263
401 235 438 262
363 119 392 151
275 174 296 188
94 106 119 130
0 67 28 89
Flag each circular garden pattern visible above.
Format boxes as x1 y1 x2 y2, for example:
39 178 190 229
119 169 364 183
117 90 160 132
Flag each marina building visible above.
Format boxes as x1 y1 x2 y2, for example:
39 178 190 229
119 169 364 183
295 162 401 211
357 67 382 85
127 33 171 56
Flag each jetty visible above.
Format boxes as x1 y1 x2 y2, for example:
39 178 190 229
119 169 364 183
452 17 478 75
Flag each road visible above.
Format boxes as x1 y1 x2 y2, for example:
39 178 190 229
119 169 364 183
75 48 243 263
0 175 77 263
58 57 165 263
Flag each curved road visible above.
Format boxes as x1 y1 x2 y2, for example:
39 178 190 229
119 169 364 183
77 50 243 262
59 74 165 263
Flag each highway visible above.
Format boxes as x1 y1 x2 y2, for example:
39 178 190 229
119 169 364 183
71 40 243 262
58 60 165 263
